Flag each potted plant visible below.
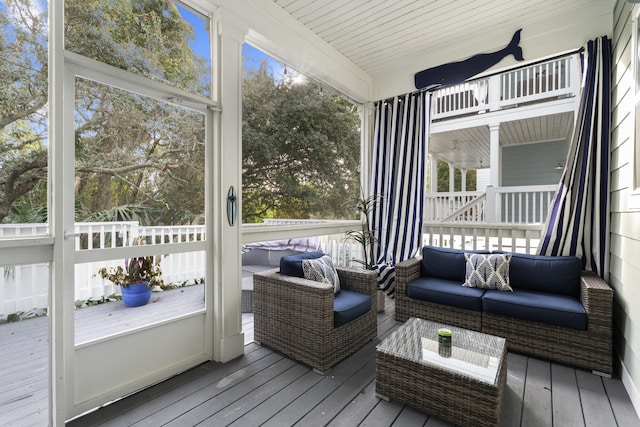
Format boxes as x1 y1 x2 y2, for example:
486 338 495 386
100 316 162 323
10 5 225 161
97 256 163 307
344 191 385 311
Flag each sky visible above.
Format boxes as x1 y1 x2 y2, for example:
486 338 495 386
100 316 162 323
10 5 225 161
176 3 287 81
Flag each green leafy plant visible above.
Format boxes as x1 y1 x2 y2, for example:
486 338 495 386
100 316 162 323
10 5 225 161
344 192 382 270
96 256 163 289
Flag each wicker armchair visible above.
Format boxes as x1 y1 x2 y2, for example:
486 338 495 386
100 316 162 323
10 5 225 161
253 266 378 374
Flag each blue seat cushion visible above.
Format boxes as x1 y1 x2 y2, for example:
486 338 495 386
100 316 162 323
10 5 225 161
508 253 582 297
334 290 372 328
280 251 325 278
421 245 490 282
407 277 484 311
482 289 587 330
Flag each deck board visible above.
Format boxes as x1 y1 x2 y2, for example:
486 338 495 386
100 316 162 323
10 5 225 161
3 293 640 426
551 364 584 427
521 358 552 426
575 369 617 426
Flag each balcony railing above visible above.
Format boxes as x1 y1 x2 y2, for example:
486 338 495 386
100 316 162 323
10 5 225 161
431 53 579 120
425 184 558 224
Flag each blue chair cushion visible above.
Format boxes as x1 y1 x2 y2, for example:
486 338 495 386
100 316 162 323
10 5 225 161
421 245 490 282
482 289 587 330
334 290 372 328
508 253 582 297
407 277 484 311
279 251 325 278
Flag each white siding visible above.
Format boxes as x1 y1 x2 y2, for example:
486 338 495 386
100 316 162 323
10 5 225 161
502 140 567 186
612 0 640 414
476 168 491 191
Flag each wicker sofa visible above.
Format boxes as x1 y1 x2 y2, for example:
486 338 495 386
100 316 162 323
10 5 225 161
395 246 613 376
254 253 378 374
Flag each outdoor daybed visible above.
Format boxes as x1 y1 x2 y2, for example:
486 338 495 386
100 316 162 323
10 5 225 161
395 245 613 375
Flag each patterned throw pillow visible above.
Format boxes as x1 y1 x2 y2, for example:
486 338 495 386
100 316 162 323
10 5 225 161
302 255 341 294
463 253 512 291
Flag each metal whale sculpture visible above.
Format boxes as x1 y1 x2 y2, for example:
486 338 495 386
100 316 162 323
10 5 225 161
414 29 524 90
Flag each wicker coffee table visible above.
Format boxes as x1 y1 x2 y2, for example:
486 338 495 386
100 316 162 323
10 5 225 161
376 317 507 427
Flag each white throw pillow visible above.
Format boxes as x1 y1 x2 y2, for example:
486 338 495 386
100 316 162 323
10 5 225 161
302 254 341 294
463 253 512 291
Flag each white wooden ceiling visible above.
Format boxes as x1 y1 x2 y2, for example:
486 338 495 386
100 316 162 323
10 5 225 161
429 112 574 170
271 0 603 77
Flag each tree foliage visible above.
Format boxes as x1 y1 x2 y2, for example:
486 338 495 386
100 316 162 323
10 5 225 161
242 62 361 223
0 0 48 222
0 0 207 225
436 159 477 192
1 0 361 227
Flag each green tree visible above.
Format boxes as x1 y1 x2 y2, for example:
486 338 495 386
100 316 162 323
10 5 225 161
242 62 361 223
0 0 208 225
436 160 477 192
0 0 48 222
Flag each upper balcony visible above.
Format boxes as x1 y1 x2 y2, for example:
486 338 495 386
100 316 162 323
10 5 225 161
427 53 581 173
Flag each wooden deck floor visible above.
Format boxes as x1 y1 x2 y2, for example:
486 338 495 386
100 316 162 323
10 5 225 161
67 297 639 427
3 294 639 426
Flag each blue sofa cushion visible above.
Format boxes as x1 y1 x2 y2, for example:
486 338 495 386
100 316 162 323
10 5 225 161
334 290 371 328
280 251 325 278
482 289 587 330
407 277 484 311
508 253 582 297
421 245 490 282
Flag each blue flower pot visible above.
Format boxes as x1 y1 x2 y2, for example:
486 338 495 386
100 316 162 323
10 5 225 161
121 282 152 307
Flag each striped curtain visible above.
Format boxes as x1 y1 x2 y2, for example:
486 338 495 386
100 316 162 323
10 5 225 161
371 92 430 295
538 36 611 278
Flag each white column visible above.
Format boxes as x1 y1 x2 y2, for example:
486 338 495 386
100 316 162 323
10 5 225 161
489 124 500 187
448 163 455 193
461 169 467 192
212 9 247 362
359 103 374 195
50 0 75 423
430 155 438 192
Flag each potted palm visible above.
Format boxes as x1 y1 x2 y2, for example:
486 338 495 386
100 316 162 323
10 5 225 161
97 256 163 307
344 191 385 311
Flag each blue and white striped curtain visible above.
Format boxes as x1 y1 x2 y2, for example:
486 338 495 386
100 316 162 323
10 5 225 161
371 92 430 295
538 36 611 278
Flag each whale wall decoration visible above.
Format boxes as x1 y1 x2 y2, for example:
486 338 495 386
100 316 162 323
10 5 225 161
414 29 525 90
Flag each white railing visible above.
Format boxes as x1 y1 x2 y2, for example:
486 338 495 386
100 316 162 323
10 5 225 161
432 54 579 120
423 223 542 255
0 211 548 317
0 222 209 318
485 184 557 224
425 191 484 222
425 184 557 224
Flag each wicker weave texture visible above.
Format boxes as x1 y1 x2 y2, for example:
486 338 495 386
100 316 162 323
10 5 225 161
376 319 507 427
254 266 377 373
482 271 613 374
394 255 613 375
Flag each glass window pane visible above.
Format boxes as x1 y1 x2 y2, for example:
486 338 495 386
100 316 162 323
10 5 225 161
75 251 205 343
74 77 205 234
0 261 50 425
65 0 211 97
0 0 49 234
242 44 361 224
